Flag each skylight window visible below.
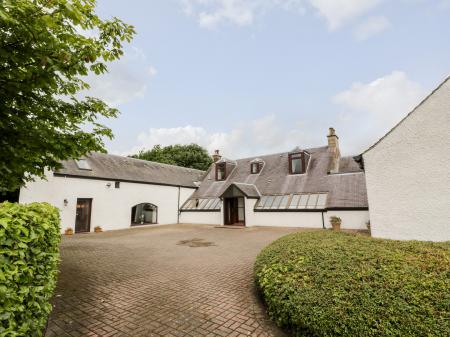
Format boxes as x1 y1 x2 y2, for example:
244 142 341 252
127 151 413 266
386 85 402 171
181 198 221 211
75 159 91 170
256 193 328 210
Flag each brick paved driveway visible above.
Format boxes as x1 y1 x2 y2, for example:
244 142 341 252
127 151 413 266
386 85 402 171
46 224 310 337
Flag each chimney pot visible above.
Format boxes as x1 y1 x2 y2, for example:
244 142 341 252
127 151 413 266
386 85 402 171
212 149 222 162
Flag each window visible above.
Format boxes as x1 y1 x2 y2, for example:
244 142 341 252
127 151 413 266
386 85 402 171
255 193 328 210
216 163 226 181
115 181 120 189
251 162 262 174
181 198 221 210
75 159 91 170
131 203 157 225
289 153 304 174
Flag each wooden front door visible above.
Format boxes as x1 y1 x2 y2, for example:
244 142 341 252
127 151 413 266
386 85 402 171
75 198 92 233
224 197 245 226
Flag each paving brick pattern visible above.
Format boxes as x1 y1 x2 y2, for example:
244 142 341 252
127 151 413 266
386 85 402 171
46 224 309 337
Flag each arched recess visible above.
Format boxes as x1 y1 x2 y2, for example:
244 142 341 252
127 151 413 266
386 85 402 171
131 203 157 226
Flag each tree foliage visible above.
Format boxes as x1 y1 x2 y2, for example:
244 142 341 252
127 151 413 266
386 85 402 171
0 0 135 191
131 144 213 171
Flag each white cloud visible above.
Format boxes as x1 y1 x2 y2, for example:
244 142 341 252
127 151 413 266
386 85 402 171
353 15 390 41
147 66 158 77
333 71 427 152
182 0 385 31
308 0 382 30
128 115 317 158
81 47 155 107
182 0 304 29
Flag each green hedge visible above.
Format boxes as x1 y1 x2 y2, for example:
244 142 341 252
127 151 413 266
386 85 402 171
255 231 450 337
0 202 60 337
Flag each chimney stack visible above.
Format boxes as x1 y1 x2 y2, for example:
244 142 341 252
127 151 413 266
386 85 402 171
212 149 222 163
327 127 340 173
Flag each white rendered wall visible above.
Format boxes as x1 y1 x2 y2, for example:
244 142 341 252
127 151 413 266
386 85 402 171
326 210 370 230
179 211 222 225
19 172 196 233
363 78 450 242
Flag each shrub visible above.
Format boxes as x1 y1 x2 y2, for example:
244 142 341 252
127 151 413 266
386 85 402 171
0 202 61 336
255 231 450 337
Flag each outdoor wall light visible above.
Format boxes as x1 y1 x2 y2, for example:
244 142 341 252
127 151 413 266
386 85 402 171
63 199 68 206
106 182 111 188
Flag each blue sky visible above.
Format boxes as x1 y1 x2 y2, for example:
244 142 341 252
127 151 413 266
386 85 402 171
88 0 450 157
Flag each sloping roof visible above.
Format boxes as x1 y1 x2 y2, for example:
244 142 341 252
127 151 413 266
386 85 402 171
54 152 205 188
222 183 261 198
364 75 450 154
191 146 368 209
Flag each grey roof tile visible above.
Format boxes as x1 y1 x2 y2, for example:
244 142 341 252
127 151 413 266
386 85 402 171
191 146 368 208
55 152 205 188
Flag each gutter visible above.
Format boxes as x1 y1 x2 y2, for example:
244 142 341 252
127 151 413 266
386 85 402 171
321 211 325 229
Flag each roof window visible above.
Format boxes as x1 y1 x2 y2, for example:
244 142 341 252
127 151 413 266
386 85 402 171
75 159 91 170
255 193 327 210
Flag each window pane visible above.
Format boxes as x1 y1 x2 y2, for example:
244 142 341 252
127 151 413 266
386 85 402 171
211 198 221 209
263 196 275 209
307 194 319 209
238 207 245 221
271 196 283 209
316 194 327 208
289 194 300 208
256 196 267 209
279 195 289 209
197 199 208 209
204 199 215 209
75 159 91 170
291 158 303 174
298 194 309 209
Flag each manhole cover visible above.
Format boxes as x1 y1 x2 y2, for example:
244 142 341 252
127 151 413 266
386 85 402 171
177 238 215 247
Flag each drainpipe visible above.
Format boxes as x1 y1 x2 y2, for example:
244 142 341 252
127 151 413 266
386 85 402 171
321 211 325 229
177 186 181 224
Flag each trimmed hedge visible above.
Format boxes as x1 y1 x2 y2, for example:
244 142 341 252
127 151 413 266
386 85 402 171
255 231 450 337
0 202 60 337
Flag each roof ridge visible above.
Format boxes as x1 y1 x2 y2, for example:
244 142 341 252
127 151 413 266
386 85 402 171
363 74 450 154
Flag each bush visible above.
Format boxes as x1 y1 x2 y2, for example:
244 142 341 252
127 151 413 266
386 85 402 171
255 231 450 336
0 202 61 336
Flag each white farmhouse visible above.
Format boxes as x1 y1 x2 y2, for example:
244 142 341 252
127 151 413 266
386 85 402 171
20 128 370 232
363 76 450 242
180 128 369 230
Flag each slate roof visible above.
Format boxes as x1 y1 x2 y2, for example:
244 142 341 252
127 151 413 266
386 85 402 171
54 152 205 188
228 183 261 198
190 146 368 209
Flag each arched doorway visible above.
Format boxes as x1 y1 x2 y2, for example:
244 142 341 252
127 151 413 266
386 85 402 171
131 203 157 226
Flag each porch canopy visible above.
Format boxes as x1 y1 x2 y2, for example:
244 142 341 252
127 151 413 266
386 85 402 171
220 183 260 199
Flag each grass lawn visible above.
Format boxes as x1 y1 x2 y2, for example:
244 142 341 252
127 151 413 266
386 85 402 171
255 231 450 337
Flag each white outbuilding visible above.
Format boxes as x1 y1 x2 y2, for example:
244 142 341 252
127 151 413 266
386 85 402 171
19 153 204 234
363 76 450 242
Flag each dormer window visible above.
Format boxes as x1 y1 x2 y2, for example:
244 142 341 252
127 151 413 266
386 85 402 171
251 162 262 174
289 152 308 174
216 162 226 181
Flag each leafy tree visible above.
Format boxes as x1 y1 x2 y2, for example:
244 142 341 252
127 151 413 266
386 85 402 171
131 144 213 171
0 0 135 191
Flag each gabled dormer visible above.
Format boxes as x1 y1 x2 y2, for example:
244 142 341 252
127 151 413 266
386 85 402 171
250 158 263 174
288 147 310 175
214 157 237 181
